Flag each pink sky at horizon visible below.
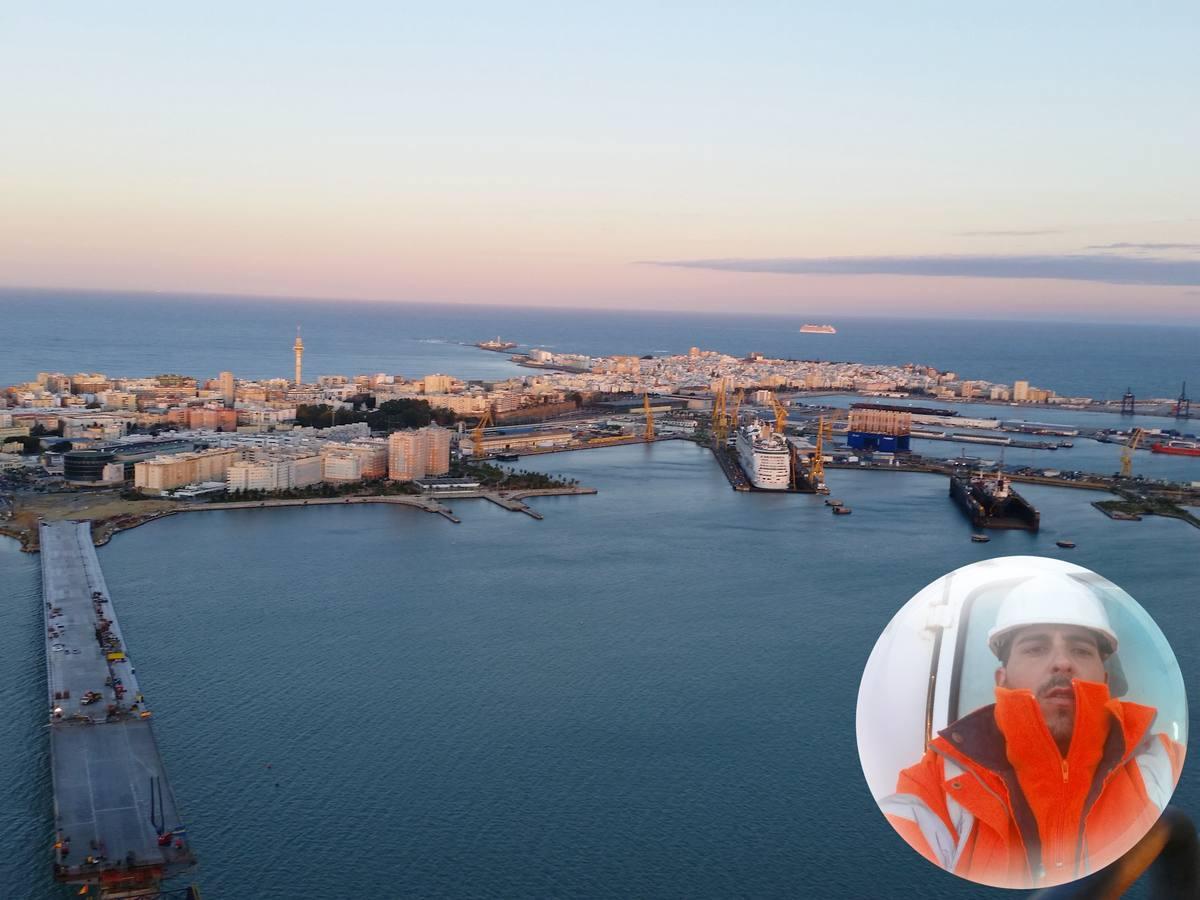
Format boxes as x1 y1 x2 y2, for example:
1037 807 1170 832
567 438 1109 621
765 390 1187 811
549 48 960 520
2 4 1197 323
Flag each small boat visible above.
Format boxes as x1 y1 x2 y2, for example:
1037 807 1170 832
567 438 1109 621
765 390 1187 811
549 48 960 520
832 506 852 515
971 534 990 543
1056 539 1076 549
495 453 520 462
825 499 843 507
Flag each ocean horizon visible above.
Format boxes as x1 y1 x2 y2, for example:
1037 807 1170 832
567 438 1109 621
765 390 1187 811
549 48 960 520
3 287 1199 401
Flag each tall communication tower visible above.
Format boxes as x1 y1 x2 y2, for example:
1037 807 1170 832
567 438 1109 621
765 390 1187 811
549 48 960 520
293 327 304 385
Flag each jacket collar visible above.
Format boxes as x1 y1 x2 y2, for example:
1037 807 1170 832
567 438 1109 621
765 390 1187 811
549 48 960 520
938 680 1155 776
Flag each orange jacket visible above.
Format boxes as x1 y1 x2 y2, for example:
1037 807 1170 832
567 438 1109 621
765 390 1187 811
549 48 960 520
882 679 1185 889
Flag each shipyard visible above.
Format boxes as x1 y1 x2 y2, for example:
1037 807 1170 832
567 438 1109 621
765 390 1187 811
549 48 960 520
2 333 1199 896
3 333 1199 896
3 336 1200 552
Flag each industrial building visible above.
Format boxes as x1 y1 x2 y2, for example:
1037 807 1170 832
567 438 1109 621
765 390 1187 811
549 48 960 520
846 408 912 453
63 450 121 484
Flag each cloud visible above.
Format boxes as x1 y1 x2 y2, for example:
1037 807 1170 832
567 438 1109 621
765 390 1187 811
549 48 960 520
645 254 1200 286
1086 242 1200 252
956 229 1064 237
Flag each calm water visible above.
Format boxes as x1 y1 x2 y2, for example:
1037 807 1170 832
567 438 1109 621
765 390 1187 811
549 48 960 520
2 442 1197 898
2 288 1199 400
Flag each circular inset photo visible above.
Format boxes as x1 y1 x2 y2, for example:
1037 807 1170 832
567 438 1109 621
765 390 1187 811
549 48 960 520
857 556 1187 890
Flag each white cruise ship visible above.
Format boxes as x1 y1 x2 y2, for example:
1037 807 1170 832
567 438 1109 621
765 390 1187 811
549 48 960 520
736 420 792 490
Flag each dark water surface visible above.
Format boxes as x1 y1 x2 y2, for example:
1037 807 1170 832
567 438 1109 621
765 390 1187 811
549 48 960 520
2 442 1196 898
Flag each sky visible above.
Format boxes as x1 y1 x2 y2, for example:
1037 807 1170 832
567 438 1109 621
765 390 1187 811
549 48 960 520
1 2 1198 321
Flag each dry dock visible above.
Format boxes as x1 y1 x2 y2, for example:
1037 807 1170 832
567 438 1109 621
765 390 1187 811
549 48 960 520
40 521 195 894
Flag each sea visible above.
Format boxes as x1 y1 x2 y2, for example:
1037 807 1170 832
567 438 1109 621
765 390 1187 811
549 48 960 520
1 289 1199 899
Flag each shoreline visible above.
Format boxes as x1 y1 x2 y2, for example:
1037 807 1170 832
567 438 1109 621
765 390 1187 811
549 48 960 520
795 390 1192 422
1 486 598 553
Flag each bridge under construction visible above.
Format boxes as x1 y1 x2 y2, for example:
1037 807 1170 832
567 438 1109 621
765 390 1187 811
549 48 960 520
40 520 195 896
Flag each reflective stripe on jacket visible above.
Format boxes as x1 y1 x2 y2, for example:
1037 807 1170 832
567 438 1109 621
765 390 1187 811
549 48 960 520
883 679 1185 889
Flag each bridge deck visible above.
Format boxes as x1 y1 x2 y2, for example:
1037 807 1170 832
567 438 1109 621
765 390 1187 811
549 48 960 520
40 521 194 888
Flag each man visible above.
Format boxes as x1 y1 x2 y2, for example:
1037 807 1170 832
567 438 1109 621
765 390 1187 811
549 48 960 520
882 574 1185 889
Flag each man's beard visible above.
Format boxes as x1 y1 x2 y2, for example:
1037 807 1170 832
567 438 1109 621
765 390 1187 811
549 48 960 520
1038 675 1075 745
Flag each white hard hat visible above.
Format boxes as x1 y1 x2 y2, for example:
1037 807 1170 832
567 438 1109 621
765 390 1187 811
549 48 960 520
987 573 1118 660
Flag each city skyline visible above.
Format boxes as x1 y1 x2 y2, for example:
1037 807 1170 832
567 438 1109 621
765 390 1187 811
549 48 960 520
2 3 1198 321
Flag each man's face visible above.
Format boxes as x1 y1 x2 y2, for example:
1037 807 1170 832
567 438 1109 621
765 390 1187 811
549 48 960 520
996 625 1108 745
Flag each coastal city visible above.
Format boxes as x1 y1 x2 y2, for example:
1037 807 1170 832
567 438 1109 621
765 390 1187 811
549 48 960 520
2 331 1198 553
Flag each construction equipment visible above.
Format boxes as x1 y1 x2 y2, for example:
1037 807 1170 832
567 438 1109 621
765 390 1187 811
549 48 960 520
1175 382 1191 419
1120 427 1145 479
769 391 788 434
730 388 744 431
643 393 654 441
473 406 494 457
712 379 728 446
810 417 827 488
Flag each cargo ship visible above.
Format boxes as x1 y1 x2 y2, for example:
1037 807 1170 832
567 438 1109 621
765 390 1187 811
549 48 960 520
852 402 957 418
799 324 836 334
1151 439 1200 457
949 471 1040 531
476 337 518 352
736 420 792 490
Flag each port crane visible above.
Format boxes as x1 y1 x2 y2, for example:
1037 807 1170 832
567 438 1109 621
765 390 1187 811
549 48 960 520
769 391 788 434
473 405 495 457
730 388 744 432
1120 427 1145 479
643 392 654 441
712 379 728 446
809 416 828 489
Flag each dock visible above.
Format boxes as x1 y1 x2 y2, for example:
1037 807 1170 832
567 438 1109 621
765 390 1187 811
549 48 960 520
40 521 195 894
709 444 819 493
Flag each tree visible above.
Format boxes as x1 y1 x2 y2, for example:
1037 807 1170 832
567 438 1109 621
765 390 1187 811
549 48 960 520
366 399 456 431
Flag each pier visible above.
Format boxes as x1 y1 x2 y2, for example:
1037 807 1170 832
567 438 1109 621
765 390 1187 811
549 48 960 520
40 521 195 895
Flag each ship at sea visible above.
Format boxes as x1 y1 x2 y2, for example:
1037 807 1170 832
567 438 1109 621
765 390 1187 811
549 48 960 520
799 324 836 334
949 470 1040 531
735 420 792 490
476 337 518 352
1151 439 1200 457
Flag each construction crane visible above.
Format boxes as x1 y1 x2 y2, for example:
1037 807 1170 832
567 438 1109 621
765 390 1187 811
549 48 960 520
473 405 494 457
1120 427 1145 479
769 391 788 434
643 392 655 441
809 417 827 488
1175 382 1191 418
712 379 728 447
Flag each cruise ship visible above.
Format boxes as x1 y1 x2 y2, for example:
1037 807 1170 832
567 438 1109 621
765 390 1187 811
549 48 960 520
799 324 836 334
736 420 792 490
